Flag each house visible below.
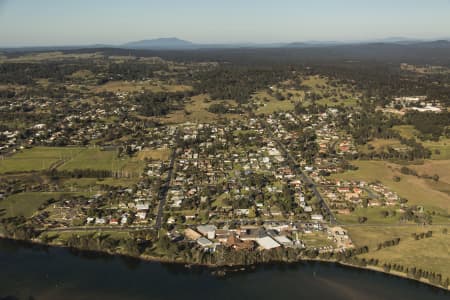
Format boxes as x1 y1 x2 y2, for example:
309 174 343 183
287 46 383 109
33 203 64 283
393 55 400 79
136 203 150 211
137 211 147 220
95 218 106 225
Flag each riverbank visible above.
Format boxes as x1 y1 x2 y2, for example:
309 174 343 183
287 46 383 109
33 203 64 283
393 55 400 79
337 261 450 291
1 235 448 292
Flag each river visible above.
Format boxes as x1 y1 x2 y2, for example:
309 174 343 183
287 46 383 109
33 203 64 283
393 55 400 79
0 239 448 300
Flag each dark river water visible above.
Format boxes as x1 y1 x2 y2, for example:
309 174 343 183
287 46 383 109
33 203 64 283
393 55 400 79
0 239 448 300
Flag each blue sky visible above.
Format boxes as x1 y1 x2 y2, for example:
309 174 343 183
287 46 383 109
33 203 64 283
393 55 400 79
1 0 450 46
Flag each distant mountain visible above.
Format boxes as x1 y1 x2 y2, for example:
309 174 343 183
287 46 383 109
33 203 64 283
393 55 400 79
286 41 342 48
366 37 424 44
411 40 450 48
122 38 196 49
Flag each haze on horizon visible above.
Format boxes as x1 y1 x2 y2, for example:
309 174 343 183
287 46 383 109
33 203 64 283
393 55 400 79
1 0 450 47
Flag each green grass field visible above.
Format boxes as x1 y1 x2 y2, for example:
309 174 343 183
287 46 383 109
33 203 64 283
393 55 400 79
315 97 359 107
253 90 299 115
345 225 442 249
137 148 171 161
392 125 419 140
42 230 131 243
0 147 84 174
62 177 141 189
158 94 241 124
58 148 128 171
301 75 360 108
358 138 406 154
336 207 403 225
356 228 450 279
299 232 334 248
93 80 192 94
422 138 450 160
332 161 450 213
0 147 143 178
392 125 450 160
0 192 85 219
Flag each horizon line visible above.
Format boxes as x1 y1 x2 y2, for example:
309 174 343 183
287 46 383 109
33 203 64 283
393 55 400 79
1 36 450 49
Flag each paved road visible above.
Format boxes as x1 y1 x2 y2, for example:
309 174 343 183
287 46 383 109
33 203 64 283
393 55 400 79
260 119 337 225
154 128 179 230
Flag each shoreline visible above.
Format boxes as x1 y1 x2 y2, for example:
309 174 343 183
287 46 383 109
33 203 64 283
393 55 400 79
1 235 449 292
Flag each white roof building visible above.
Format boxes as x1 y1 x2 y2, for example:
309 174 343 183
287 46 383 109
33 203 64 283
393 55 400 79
197 237 213 247
197 225 217 239
136 203 150 211
311 214 324 221
274 235 294 247
256 237 281 250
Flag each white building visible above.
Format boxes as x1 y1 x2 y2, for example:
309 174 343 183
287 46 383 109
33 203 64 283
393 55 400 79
256 237 281 250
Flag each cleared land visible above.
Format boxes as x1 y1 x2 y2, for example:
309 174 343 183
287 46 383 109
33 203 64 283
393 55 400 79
0 147 84 174
0 147 142 176
408 160 450 185
349 226 450 279
59 148 145 178
346 225 443 249
253 90 299 115
336 207 403 225
393 125 450 160
137 148 171 161
1 52 104 63
42 230 131 242
332 160 450 213
58 148 128 171
301 75 360 108
158 94 241 124
358 138 407 154
392 125 420 140
422 138 450 160
299 232 334 248
0 192 85 219
93 80 192 93
62 177 141 191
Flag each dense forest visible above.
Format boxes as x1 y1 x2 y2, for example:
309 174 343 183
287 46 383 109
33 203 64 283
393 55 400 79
405 111 450 140
194 65 292 103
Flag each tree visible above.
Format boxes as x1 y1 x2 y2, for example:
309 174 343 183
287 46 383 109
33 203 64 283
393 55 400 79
358 216 368 224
